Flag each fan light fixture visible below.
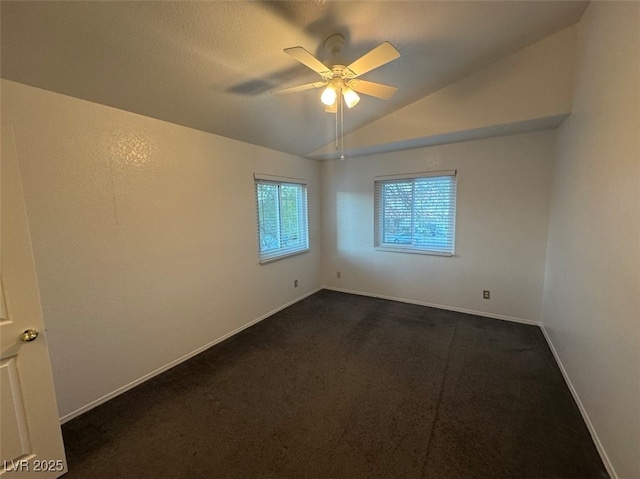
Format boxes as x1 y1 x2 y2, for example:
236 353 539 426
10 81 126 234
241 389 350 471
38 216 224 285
321 85 337 106
325 101 337 114
321 83 360 109
342 87 360 108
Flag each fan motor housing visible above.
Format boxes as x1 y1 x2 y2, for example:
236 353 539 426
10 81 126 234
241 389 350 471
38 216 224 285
324 34 345 56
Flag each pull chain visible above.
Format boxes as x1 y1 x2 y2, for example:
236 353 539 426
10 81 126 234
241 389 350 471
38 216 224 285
335 101 339 150
340 96 345 161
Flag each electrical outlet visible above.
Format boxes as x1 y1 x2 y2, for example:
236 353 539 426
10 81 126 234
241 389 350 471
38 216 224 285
483 290 490 300
337 271 341 279
294 279 298 288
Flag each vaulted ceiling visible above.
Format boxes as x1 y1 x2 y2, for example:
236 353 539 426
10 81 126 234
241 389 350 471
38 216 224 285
1 1 587 158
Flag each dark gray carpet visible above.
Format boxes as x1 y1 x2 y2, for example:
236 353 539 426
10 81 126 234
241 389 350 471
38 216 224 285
61 290 608 478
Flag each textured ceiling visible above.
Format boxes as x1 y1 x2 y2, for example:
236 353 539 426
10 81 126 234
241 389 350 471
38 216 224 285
0 1 587 158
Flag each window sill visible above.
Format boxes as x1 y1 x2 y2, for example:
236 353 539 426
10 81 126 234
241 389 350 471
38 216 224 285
375 246 453 257
259 248 310 265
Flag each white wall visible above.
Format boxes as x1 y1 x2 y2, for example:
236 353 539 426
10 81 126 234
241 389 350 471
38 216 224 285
322 130 555 323
1 80 322 420
542 3 640 479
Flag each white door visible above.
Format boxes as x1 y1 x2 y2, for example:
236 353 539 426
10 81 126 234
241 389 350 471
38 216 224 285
1 124 67 477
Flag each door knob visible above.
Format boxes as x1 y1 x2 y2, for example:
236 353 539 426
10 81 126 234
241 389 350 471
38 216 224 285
20 329 39 342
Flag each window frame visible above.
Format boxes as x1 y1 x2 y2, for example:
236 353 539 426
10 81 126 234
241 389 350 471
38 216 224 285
374 170 457 256
254 174 309 264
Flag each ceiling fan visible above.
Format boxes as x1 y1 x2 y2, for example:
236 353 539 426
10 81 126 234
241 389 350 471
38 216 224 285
272 34 400 112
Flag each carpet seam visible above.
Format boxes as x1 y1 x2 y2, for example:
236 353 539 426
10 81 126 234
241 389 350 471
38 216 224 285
420 316 459 477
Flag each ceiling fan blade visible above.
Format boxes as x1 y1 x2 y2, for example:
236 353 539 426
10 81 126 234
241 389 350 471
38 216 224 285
284 46 333 77
345 42 400 78
350 80 398 100
271 81 326 95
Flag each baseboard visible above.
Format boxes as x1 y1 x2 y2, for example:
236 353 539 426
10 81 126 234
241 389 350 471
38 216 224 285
59 287 323 424
322 286 541 326
539 325 617 479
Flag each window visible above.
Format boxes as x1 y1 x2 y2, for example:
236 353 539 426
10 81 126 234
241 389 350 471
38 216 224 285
255 174 309 263
374 170 457 256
